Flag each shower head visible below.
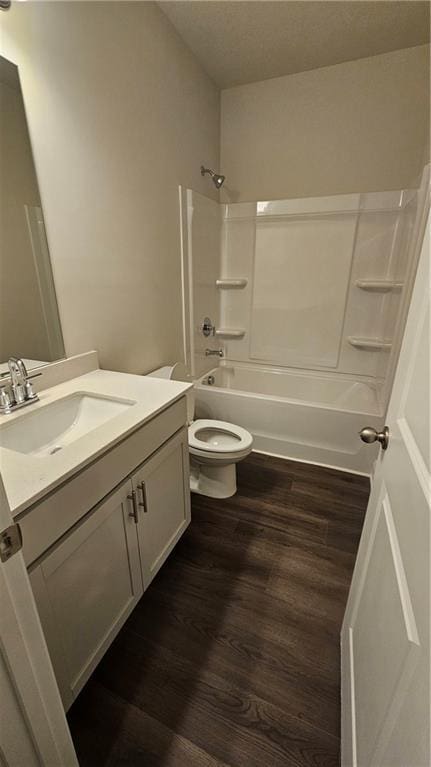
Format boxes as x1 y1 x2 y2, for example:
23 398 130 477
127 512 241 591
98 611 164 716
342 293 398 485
201 165 225 189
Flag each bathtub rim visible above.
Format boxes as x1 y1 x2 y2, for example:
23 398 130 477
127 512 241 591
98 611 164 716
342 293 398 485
218 358 384 390
196 364 383 418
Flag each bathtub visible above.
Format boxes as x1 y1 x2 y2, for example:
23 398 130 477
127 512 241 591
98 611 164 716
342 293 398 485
194 364 383 474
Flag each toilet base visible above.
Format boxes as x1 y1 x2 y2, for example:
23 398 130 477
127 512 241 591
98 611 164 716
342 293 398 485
190 460 237 498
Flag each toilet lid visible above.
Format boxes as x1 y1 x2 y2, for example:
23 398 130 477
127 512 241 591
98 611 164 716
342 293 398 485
189 419 253 453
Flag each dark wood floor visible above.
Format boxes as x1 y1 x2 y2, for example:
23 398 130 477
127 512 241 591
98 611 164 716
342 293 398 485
68 452 369 767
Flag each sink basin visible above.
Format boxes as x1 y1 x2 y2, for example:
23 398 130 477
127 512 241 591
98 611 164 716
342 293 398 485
0 392 135 457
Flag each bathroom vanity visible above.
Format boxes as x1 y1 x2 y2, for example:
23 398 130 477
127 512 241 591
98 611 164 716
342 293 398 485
0 367 192 711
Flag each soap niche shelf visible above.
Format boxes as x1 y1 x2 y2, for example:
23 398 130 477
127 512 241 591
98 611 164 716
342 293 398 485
215 329 246 339
348 336 392 351
216 279 248 289
355 280 403 293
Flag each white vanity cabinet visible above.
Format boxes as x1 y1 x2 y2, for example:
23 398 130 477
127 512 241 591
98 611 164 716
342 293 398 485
29 480 143 710
22 401 191 710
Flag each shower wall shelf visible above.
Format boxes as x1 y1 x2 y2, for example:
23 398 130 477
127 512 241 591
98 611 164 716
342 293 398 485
355 280 404 293
215 329 246 339
216 279 248 288
348 337 392 351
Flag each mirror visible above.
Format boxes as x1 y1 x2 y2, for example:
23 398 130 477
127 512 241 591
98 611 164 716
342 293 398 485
0 55 65 375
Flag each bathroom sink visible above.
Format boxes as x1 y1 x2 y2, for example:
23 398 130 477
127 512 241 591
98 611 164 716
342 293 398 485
0 392 135 457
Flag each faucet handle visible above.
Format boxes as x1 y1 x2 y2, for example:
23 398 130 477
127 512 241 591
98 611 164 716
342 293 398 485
24 372 41 400
24 380 38 401
201 317 216 337
0 387 12 413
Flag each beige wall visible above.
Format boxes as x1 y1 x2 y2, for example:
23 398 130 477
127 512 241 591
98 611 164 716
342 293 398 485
0 78 51 363
221 45 430 202
1 1 220 373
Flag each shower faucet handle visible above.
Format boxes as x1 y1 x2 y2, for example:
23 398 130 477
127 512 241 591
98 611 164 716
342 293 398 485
201 317 215 337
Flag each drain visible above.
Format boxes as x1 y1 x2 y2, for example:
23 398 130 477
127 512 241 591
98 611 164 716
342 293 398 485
49 445 63 455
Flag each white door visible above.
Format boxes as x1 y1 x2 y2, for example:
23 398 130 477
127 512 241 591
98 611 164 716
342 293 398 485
30 478 143 710
341 213 430 766
132 428 191 588
0 477 78 766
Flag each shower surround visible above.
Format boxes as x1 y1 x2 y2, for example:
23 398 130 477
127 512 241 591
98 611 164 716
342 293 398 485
180 168 429 473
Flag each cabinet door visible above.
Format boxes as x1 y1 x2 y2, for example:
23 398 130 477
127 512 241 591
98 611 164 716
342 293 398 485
29 480 143 710
132 427 191 587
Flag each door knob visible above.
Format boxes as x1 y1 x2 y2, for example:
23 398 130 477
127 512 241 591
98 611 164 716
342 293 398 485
359 426 389 450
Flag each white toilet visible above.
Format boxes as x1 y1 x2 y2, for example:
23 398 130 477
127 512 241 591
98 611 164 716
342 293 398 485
147 363 253 498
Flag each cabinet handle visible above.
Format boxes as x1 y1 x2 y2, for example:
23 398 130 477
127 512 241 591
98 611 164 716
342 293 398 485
137 482 147 512
127 491 138 523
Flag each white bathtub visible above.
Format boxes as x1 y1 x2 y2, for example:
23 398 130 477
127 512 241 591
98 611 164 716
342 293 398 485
195 364 383 474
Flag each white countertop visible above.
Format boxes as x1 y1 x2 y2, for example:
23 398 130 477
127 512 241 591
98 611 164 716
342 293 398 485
0 369 191 517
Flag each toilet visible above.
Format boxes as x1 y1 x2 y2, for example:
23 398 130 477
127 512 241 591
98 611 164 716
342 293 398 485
147 363 253 498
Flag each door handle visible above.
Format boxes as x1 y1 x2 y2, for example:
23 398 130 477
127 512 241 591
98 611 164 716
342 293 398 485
359 426 389 450
137 481 148 512
127 491 138 523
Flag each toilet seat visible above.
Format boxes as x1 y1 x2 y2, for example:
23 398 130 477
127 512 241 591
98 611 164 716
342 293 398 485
188 419 253 454
146 367 252 498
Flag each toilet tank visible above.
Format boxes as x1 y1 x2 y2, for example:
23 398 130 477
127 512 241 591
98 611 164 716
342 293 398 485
146 363 195 423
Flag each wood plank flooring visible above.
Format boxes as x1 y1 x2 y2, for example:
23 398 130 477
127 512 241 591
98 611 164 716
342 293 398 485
68 452 369 767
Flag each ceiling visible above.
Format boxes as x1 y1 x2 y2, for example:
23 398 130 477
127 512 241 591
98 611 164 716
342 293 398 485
159 1 430 88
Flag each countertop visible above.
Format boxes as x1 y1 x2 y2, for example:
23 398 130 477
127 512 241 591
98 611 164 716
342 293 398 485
0 369 191 517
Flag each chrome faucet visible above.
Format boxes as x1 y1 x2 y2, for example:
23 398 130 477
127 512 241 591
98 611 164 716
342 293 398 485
0 358 41 414
205 348 224 357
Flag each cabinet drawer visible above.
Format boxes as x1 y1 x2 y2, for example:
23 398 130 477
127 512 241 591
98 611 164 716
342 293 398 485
20 397 186 566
